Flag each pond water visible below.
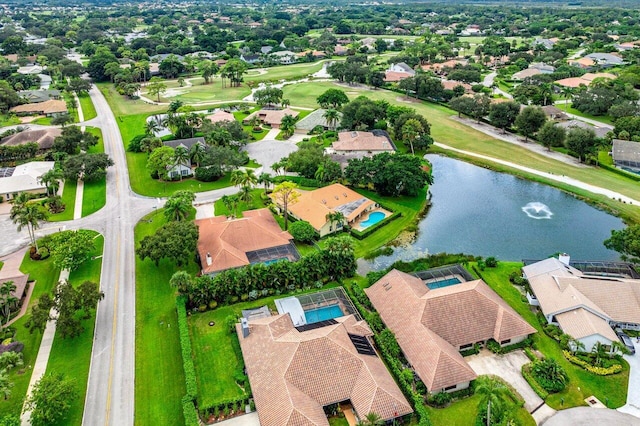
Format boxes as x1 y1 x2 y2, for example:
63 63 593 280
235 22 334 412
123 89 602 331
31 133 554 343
359 155 626 272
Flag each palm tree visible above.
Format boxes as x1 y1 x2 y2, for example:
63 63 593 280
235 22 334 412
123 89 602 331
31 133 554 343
475 376 507 426
238 185 253 204
323 108 339 131
10 202 47 252
145 119 161 136
186 113 203 137
314 163 325 182
561 86 574 111
358 412 383 426
190 143 206 168
173 146 190 181
402 118 423 156
163 196 191 221
280 114 297 138
221 194 240 218
0 280 17 325
169 271 192 295
38 167 64 196
257 172 273 195
325 211 346 233
230 169 257 189
591 342 609 367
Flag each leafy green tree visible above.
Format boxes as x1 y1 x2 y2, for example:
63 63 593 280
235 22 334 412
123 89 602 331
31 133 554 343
341 96 388 130
537 122 566 151
50 114 73 127
514 106 546 142
220 59 247 88
475 376 508 426
62 153 114 182
531 358 568 392
170 271 192 294
449 96 476 118
52 126 98 155
75 281 104 319
67 78 91 96
0 414 19 426
38 167 64 196
147 146 175 180
158 55 185 79
140 137 163 154
49 230 96 272
317 88 349 109
220 194 240 218
254 86 284 108
323 108 340 131
0 281 17 326
200 60 219 84
146 77 167 102
137 221 199 267
604 224 640 263
273 181 300 230
289 221 318 243
87 46 118 81
488 101 520 133
565 127 597 163
26 373 77 426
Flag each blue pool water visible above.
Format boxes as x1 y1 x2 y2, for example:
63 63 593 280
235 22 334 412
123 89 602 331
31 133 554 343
263 257 287 266
360 211 386 228
427 277 461 290
304 304 344 324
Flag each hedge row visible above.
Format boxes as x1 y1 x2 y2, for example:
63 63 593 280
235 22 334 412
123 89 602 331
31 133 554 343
199 397 251 419
346 283 432 426
272 175 329 188
521 363 549 400
486 337 533 355
599 163 640 183
181 396 200 426
350 211 402 240
562 350 624 375
176 296 198 399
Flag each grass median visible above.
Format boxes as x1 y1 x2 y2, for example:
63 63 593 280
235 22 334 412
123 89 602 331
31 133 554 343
78 93 97 121
49 179 77 222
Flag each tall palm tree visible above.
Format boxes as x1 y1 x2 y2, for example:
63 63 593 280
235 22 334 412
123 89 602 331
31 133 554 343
163 196 191 221
173 146 190 181
323 108 339 131
145 119 161 136
238 185 253 204
38 167 64 196
280 114 297 138
230 169 257 188
190 143 206 168
314 163 326 182
10 203 47 252
561 86 574 111
257 172 273 195
476 376 507 426
221 194 240 218
358 412 383 426
325 211 346 233
0 280 17 325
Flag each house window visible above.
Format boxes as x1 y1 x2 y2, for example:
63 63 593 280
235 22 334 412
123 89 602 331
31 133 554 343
181 169 189 176
444 385 457 391
500 339 511 345
460 343 473 350
337 223 343 229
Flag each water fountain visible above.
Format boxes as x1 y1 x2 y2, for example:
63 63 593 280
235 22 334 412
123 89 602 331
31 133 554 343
521 202 554 220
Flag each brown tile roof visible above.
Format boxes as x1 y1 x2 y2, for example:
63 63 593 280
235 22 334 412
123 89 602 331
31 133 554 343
243 108 299 126
366 269 535 392
237 314 412 426
384 71 413 82
0 274 29 300
555 309 618 341
1 128 62 150
195 208 294 274
332 131 395 152
441 80 472 92
10 100 67 115
554 77 589 88
512 68 541 80
582 72 617 82
205 110 235 123
277 183 374 231
568 57 595 68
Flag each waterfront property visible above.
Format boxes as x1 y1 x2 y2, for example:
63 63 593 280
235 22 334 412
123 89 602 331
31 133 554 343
236 311 412 426
612 139 640 174
523 255 640 352
279 183 383 237
0 161 55 201
366 268 536 394
274 287 360 327
195 208 299 275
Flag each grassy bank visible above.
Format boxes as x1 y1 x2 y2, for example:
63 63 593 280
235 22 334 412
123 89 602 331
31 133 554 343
49 179 77 222
78 93 97 121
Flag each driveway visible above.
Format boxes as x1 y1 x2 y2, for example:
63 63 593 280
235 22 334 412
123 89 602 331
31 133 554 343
244 138 298 175
544 407 640 425
618 339 640 418
215 412 260 426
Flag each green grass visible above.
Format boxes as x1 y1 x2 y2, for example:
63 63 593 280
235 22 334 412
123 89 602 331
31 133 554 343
564 106 614 126
281 81 359 109
328 416 350 426
213 189 265 217
426 392 534 426
475 262 629 409
49 179 77 221
45 233 104 426
82 128 106 217
78 93 97 121
0 249 61 416
0 114 20 127
244 61 325 83
135 210 197 426
31 116 52 125
96 83 165 117
142 84 251 104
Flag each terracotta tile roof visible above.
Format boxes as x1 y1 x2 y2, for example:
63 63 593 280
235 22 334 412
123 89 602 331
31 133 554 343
195 208 294 274
555 309 618 341
366 269 535 391
0 274 29 300
243 108 299 126
582 72 617 82
205 110 235 123
384 71 413 82
523 257 640 341
10 100 67 115
441 80 472 92
512 68 541 80
276 184 374 231
237 314 412 426
332 131 395 152
568 57 595 68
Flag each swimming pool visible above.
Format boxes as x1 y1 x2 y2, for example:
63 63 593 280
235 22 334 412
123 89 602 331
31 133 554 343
360 211 386 228
427 277 461 290
304 304 344 324
263 257 287 266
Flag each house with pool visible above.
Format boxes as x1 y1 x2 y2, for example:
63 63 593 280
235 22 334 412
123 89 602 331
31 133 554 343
523 255 640 352
278 183 391 237
195 208 300 275
366 266 536 394
236 288 413 426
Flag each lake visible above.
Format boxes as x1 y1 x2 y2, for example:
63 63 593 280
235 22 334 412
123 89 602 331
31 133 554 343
359 155 626 272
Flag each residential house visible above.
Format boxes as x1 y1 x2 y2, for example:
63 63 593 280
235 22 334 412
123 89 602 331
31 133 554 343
0 274 29 304
421 59 469 76
273 183 377 237
384 62 415 82
240 54 261 65
1 128 62 151
162 137 205 179
10 100 67 117
523 256 640 352
529 62 556 74
441 80 473 93
556 119 610 139
554 72 617 88
18 90 61 103
242 108 299 128
541 105 569 121
366 268 536 393
334 45 349 56
16 65 43 75
327 130 396 157
614 40 640 51
269 50 297 65
236 313 412 426
512 68 541 81
612 139 640 172
195 208 299 275
584 52 624 67
0 161 55 201
295 108 341 133
205 110 235 123
532 38 556 50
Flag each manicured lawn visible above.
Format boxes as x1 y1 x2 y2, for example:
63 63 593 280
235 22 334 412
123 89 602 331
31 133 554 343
474 262 629 409
135 210 197 426
0 114 20 127
282 81 348 109
426 392 534 426
213 188 265 218
563 105 614 126
96 83 165 117
45 232 104 426
142 84 251 104
49 179 77 222
328 416 350 426
31 116 52 126
78 93 97 121
244 61 325 83
0 250 61 416
82 127 107 216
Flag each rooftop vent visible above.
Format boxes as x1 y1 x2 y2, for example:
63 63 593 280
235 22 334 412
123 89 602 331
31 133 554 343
206 252 212 266
335 195 339 200
322 199 327 204
351 131 357 138
559 253 571 266
240 318 250 338
343 192 347 197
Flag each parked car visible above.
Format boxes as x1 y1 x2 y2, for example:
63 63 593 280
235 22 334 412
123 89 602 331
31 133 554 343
616 330 636 355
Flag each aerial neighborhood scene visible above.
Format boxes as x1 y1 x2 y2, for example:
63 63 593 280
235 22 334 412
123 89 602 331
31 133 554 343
2 0 640 425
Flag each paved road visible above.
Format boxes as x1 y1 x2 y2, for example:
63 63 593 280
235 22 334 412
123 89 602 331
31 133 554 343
482 71 512 98
618 339 640 418
543 407 640 425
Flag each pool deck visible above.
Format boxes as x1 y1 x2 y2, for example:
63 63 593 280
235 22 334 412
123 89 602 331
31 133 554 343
424 274 466 287
352 207 393 231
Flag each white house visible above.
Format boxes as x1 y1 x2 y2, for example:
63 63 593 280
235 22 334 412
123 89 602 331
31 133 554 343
162 137 205 179
0 161 55 201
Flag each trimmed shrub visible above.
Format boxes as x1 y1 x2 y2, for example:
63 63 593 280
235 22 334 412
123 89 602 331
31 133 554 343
195 166 222 182
530 358 568 393
176 297 198 400
127 134 145 152
350 211 402 240
288 221 318 243
522 363 549 399
182 396 200 426
563 350 623 375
